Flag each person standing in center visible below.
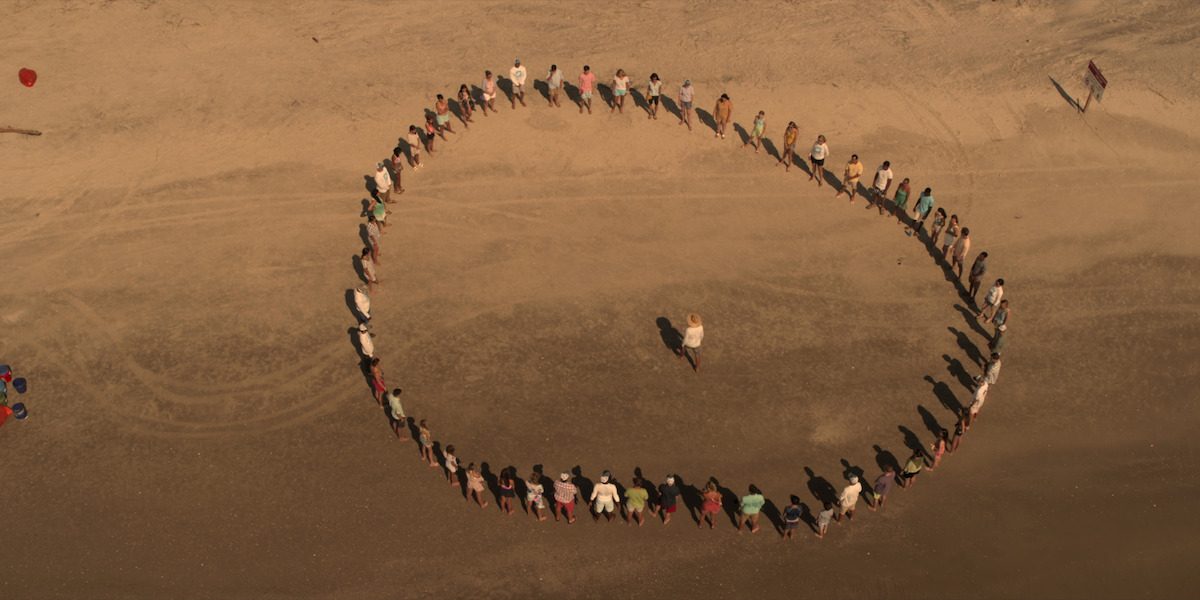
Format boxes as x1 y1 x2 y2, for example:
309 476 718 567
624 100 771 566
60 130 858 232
578 65 596 114
834 474 862 524
508 59 527 109
373 162 393 205
775 121 799 171
809 135 829 186
967 252 989 300
836 154 864 203
546 64 564 108
653 474 681 524
554 472 580 524
906 188 935 237
736 484 765 534
713 93 732 139
952 227 972 279
589 470 620 524
435 94 458 134
870 161 894 215
741 110 765 153
678 79 695 131
480 70 498 116
646 73 663 120
357 323 375 359
611 69 630 113
679 312 704 372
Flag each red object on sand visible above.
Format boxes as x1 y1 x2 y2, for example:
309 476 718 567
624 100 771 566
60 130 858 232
19 68 37 87
0 405 12 427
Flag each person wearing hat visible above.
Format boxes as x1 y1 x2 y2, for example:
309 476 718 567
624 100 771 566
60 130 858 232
357 323 375 359
834 473 863 523
553 471 581 524
589 470 620 523
653 474 681 524
678 79 695 131
509 59 527 109
373 162 393 204
679 313 704 372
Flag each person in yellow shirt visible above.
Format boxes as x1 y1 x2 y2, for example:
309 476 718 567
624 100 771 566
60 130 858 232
836 154 864 202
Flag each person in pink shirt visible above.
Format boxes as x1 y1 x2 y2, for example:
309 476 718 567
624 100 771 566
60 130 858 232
578 65 596 114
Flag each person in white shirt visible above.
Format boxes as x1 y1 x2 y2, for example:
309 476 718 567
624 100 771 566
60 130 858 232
611 68 630 114
357 323 375 359
978 279 1005 320
809 135 830 187
679 312 704 372
508 59 527 109
373 162 393 204
871 161 894 215
589 471 620 523
834 474 862 523
480 70 498 115
678 79 695 131
406 125 422 170
545 64 564 108
353 285 371 323
646 73 663 120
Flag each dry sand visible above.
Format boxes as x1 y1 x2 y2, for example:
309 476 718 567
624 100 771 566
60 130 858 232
2 1 1199 598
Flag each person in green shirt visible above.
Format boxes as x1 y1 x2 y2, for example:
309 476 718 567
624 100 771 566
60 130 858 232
624 477 650 526
898 448 925 489
736 484 766 534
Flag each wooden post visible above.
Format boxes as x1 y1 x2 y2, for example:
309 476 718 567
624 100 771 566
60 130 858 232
1081 90 1093 113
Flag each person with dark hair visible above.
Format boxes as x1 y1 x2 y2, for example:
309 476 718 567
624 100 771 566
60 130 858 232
435 93 457 134
386 388 407 440
736 484 765 533
979 279 1005 320
952 227 972 279
968 252 989 299
480 70 498 115
776 122 799 171
870 160 894 215
868 464 895 511
836 154 864 203
783 496 803 539
589 470 619 523
553 471 580 524
928 208 948 247
578 65 596 114
713 93 732 139
815 501 834 539
906 188 935 237
369 356 385 406
373 162 393 205
418 419 436 467
498 467 516 515
509 60 527 109
940 214 960 257
624 476 649 526
928 429 948 471
741 111 765 153
457 84 475 123
444 445 459 486
389 146 405 195
546 65 563 108
646 73 662 120
891 177 911 220
406 125 422 170
366 214 381 265
898 448 925 488
360 247 380 294
698 478 722 529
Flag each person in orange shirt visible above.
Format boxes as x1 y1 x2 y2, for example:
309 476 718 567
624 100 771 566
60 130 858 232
836 154 864 202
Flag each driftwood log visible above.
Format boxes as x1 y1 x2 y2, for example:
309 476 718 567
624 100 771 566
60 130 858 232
1 127 42 136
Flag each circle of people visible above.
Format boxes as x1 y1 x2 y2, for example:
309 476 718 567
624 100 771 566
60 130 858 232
349 59 1013 538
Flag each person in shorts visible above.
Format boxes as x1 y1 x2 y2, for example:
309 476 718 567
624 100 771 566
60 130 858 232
406 125 422 170
834 474 862 523
870 161 894 214
835 154 864 203
978 278 1005 320
553 472 580 524
653 474 680 524
775 121 799 170
952 227 972 279
783 495 803 540
508 59 527 108
546 64 564 108
741 110 765 153
678 79 695 130
457 83 475 123
525 471 548 521
589 470 620 523
624 476 649 526
815 501 834 539
386 388 407 440
713 93 732 139
891 177 911 220
905 187 935 237
465 463 488 508
434 94 457 134
868 464 895 511
480 70 498 115
578 65 596 114
809 135 830 185
968 252 989 300
736 484 765 533
611 68 630 114
898 448 925 488
646 73 663 120
443 444 459 486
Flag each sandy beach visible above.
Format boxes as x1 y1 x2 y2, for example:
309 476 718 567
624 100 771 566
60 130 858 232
2 1 1199 598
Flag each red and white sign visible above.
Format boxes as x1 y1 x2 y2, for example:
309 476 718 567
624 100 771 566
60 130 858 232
1084 60 1107 101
